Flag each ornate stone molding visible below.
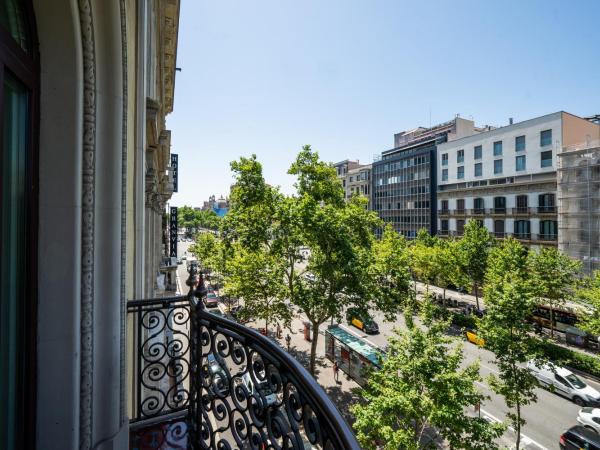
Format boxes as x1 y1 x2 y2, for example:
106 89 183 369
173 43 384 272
119 0 127 425
77 0 96 448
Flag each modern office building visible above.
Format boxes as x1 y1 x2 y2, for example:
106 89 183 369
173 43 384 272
371 117 484 238
558 136 600 273
436 112 600 248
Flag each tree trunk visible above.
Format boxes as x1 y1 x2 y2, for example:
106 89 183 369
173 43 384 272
265 318 268 335
474 283 480 310
515 401 521 450
550 305 555 338
309 322 320 375
442 287 446 301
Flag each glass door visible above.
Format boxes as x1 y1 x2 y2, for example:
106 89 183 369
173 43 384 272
0 71 28 450
0 1 37 448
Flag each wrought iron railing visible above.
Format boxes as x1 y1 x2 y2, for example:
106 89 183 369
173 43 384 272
128 267 361 450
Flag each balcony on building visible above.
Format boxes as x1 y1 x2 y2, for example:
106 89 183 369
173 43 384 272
537 206 557 214
511 207 531 215
127 269 360 450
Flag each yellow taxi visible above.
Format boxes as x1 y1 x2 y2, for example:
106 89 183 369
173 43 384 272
465 329 485 347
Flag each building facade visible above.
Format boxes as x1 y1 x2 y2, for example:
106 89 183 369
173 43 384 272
558 137 600 273
0 1 180 448
436 112 600 248
371 117 482 238
333 159 372 206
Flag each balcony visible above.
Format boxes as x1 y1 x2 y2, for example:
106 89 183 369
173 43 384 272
511 232 531 241
490 207 507 216
493 231 506 238
468 208 486 215
537 206 557 215
535 233 558 243
438 209 450 217
511 207 531 215
128 270 359 450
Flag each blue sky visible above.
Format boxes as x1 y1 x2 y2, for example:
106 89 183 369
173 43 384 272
167 0 600 207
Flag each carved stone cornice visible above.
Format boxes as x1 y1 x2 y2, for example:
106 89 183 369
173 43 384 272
162 0 180 114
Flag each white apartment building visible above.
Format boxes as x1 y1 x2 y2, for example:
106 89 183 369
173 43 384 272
436 112 600 247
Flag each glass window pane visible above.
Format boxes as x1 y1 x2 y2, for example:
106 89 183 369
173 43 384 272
541 129 552 147
515 135 526 152
1 72 29 450
493 141 502 156
0 0 31 54
516 155 526 171
474 162 482 177
541 150 552 167
474 145 482 160
494 159 502 174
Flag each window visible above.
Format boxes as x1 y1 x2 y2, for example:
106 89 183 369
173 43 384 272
514 220 531 237
494 159 503 174
540 129 552 146
516 195 528 212
342 179 346 187
457 220 465 235
494 220 505 237
474 162 482 177
493 141 503 156
442 168 448 181
457 166 464 179
441 200 449 212
474 145 482 160
541 150 552 168
474 198 485 212
1 3 39 448
494 196 506 213
349 176 353 182
538 193 556 212
457 149 464 163
515 135 525 152
441 219 449 232
540 220 558 239
441 153 448 166
516 155 526 171
456 199 465 212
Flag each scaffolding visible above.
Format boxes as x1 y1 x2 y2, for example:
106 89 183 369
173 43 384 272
557 139 600 273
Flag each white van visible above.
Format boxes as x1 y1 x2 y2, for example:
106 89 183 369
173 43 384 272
527 361 600 406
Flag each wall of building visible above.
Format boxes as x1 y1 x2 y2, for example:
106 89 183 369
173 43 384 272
563 112 600 147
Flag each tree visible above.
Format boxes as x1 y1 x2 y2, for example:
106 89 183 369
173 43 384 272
456 220 494 310
224 245 291 333
575 271 600 336
371 224 413 316
409 241 439 294
352 309 504 450
478 238 542 450
434 239 464 302
288 146 382 374
528 247 581 337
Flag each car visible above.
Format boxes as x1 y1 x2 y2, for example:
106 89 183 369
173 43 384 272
578 407 600 434
465 329 485 347
527 361 600 406
204 292 220 308
346 308 379 334
238 373 278 406
207 354 229 398
559 425 600 449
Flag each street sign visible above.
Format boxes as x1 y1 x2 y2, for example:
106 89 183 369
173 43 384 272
169 207 178 257
171 154 178 192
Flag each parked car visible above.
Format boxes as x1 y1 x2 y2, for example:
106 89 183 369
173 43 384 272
527 361 600 406
204 291 220 308
465 329 485 347
238 373 278 406
346 308 379 334
207 354 229 398
559 425 600 449
578 407 600 434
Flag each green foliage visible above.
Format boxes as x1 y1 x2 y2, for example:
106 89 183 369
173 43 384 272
370 225 413 317
352 311 504 450
224 245 291 331
478 238 541 450
576 271 600 336
288 144 345 206
528 247 581 337
177 205 221 234
455 220 494 309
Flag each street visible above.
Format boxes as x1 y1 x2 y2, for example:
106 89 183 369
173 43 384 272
179 238 598 449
